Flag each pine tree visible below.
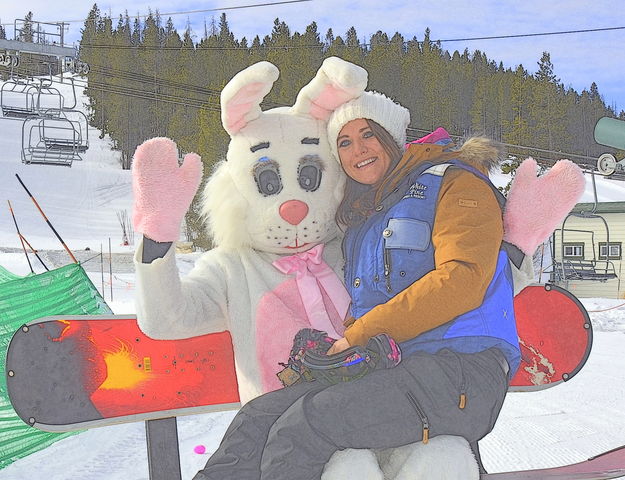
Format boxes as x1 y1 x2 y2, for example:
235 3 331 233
20 11 34 42
503 65 532 147
531 52 568 152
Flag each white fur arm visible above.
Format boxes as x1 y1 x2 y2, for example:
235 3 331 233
134 239 229 339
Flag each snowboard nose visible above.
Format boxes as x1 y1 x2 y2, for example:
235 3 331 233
279 200 309 225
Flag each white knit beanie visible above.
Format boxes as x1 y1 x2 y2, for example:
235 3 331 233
326 91 410 160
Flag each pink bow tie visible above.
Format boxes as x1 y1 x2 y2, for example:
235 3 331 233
273 244 350 339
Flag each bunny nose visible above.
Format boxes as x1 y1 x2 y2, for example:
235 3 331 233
279 200 309 225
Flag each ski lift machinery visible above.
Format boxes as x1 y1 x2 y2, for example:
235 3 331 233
550 117 625 285
594 116 625 177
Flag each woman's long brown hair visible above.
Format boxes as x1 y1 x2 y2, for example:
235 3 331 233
335 119 404 228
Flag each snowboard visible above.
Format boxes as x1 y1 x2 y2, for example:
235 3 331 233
5 284 591 432
481 444 625 479
5 315 241 432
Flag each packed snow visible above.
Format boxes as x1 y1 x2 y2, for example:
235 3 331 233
1 76 624 479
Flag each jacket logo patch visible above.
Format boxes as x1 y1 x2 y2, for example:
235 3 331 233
459 199 478 208
404 182 427 199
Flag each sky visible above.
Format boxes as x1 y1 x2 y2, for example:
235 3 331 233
1 0 624 113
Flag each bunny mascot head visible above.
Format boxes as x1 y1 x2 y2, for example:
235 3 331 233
202 58 368 253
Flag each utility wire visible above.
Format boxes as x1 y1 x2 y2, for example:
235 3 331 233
436 25 625 43
1 0 312 26
77 25 625 51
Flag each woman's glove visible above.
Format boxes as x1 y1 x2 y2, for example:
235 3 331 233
132 137 203 243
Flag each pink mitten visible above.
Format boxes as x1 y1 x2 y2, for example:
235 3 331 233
132 137 203 242
503 158 585 255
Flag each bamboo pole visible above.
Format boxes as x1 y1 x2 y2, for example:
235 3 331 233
15 174 78 263
7 200 33 273
18 232 50 271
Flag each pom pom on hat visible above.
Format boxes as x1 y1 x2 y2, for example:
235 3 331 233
326 91 410 161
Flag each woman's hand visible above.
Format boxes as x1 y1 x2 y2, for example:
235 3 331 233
326 337 351 355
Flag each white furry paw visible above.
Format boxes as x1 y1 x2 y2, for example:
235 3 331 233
381 436 479 480
322 448 384 480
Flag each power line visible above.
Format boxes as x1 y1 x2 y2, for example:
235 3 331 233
435 25 625 44
77 24 625 52
1 0 312 26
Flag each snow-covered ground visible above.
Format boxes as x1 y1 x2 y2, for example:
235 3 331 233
1 76 625 479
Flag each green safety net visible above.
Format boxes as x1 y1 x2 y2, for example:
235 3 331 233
0 263 112 469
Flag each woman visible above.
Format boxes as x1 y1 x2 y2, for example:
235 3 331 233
193 91 520 480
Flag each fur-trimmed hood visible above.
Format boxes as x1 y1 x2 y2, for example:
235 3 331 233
456 136 505 174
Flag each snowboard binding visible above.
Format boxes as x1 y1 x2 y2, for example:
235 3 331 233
277 328 402 387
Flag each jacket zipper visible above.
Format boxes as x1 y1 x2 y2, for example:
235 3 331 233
383 248 392 293
405 391 430 444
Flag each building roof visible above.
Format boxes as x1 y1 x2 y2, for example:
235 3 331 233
572 202 625 214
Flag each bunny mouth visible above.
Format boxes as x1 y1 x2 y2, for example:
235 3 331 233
285 240 312 250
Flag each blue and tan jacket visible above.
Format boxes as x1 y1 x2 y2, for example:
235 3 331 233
342 139 521 374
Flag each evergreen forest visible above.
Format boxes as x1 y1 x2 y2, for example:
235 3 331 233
76 6 624 172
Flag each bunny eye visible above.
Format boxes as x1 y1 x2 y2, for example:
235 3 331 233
298 155 323 192
254 161 282 196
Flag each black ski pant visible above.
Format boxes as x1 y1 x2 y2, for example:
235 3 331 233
193 347 509 480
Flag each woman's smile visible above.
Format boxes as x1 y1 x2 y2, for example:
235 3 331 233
337 118 391 185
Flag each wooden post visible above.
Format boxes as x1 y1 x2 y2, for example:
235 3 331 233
145 418 182 480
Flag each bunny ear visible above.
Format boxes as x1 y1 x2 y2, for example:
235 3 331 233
221 61 280 136
291 56 368 121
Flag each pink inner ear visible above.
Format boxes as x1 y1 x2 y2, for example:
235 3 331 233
309 84 358 120
224 82 266 133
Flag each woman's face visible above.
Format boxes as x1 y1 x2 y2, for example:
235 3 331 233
337 118 391 185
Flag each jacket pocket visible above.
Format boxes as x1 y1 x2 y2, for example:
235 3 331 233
383 218 431 250
382 218 431 293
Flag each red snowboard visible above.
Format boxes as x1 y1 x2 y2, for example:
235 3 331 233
5 284 591 432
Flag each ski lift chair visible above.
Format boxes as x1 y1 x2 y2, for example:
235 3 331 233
40 108 89 154
552 170 619 284
21 114 83 167
34 81 64 115
1 76 39 119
